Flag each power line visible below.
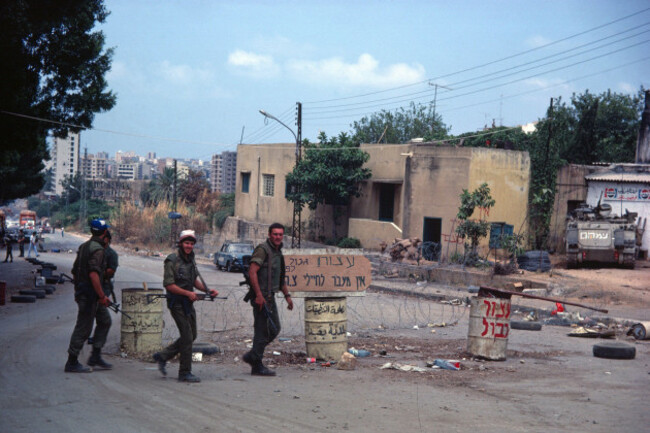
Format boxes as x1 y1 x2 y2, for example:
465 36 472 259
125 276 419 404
304 29 650 116
305 6 650 105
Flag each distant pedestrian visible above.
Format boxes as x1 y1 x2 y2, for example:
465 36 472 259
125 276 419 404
18 229 25 257
61 227 65 238
27 232 39 258
3 234 13 263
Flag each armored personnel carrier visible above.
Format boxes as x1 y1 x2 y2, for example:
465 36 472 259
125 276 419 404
565 201 639 269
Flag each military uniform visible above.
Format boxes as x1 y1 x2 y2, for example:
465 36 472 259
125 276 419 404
157 250 200 377
103 246 119 299
247 239 285 365
66 235 111 369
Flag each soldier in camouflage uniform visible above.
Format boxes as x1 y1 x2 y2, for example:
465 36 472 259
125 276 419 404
242 223 293 376
65 219 113 373
153 230 218 383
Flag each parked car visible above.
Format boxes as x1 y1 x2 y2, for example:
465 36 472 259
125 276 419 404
214 241 254 272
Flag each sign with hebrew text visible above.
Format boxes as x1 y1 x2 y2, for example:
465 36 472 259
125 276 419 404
284 254 371 293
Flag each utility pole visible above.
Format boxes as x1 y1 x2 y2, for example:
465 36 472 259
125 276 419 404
292 102 302 248
171 159 178 245
428 82 452 119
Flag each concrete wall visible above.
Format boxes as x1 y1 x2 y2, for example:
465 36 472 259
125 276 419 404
235 143 347 243
235 143 297 227
348 218 402 250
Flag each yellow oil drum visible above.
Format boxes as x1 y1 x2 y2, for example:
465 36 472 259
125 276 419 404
467 295 511 361
304 297 348 361
120 288 164 359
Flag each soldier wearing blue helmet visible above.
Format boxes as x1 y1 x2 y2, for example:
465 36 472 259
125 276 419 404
65 218 113 373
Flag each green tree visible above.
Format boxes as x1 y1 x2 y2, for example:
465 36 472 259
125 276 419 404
179 169 210 205
351 102 450 144
0 0 116 204
142 168 176 205
455 183 495 265
286 132 371 240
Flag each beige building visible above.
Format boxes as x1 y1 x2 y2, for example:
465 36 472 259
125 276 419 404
348 144 530 259
235 142 531 259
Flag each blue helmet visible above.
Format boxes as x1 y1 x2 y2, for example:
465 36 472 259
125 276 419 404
90 218 110 235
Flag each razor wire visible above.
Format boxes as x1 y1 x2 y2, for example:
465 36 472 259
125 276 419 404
115 282 471 348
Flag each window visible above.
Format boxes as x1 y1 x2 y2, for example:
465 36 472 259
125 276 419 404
262 174 275 197
241 172 250 193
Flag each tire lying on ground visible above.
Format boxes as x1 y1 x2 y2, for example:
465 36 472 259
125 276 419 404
11 295 37 303
510 320 543 331
192 342 220 355
19 289 46 299
41 285 56 294
593 341 636 360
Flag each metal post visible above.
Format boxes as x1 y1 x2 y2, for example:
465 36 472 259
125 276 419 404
171 159 178 245
292 102 302 248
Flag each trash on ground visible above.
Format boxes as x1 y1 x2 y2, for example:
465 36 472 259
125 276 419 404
348 348 371 357
320 361 331 367
278 338 292 342
627 322 650 340
380 362 428 372
306 357 316 363
568 326 615 338
272 351 281 356
192 352 203 362
429 359 460 371
337 352 357 370
524 311 538 321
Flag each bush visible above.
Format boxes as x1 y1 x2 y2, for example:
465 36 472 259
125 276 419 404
337 237 361 248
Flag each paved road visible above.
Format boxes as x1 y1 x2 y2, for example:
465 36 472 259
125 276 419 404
0 233 648 433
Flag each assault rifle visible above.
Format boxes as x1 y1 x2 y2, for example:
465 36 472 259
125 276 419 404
106 300 132 319
145 292 228 304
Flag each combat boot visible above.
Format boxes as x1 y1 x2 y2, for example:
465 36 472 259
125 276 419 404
178 372 201 383
87 348 112 370
251 360 276 377
64 355 92 373
153 352 167 376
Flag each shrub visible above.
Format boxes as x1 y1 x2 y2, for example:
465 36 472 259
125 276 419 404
337 237 361 248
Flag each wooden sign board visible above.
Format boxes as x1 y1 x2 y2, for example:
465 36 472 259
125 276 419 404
284 254 371 296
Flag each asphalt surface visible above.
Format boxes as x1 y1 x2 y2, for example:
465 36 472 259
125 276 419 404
0 233 648 433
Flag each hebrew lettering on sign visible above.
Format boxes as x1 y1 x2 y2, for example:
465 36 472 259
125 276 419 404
285 254 372 293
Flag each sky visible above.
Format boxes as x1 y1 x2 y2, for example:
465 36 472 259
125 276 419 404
78 0 650 161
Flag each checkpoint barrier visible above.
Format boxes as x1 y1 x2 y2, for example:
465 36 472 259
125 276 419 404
467 288 512 361
120 288 164 359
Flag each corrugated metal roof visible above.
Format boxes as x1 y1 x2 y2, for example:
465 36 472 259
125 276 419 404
585 163 650 183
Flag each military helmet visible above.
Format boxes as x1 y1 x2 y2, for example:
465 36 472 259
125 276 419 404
90 218 110 235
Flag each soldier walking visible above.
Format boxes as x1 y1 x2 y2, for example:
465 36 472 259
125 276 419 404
242 223 293 376
153 230 218 383
64 219 113 373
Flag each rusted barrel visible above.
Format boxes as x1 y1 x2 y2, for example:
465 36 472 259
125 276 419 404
467 292 512 361
120 288 164 358
304 297 347 361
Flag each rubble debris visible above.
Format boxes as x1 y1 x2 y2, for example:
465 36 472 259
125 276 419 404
386 238 424 263
380 362 428 372
337 352 357 370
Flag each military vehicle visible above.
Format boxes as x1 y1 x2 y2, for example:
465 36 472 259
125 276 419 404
565 200 640 269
